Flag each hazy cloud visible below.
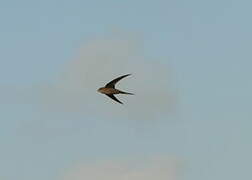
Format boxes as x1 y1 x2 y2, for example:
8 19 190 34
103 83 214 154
62 157 181 180
38 36 177 120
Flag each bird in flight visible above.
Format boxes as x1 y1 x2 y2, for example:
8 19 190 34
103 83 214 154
97 74 134 104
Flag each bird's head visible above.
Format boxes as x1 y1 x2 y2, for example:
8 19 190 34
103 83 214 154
97 87 105 93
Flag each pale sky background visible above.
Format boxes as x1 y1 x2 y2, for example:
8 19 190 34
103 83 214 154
0 0 252 180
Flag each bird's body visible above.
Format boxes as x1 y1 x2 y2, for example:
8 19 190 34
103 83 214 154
97 74 134 104
98 87 121 95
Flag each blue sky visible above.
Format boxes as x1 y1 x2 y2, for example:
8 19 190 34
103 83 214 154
0 0 252 180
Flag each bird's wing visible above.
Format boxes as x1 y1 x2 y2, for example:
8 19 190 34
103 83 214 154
105 74 131 88
106 94 123 104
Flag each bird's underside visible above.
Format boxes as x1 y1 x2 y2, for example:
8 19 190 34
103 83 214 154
97 74 133 104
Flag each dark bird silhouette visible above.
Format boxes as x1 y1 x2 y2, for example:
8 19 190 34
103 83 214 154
97 74 134 104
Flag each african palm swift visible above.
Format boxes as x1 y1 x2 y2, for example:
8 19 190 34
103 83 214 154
97 74 134 104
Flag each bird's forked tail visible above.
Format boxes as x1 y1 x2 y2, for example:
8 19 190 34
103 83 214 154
119 90 134 95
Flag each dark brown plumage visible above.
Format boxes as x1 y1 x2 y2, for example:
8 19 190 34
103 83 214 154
97 74 133 104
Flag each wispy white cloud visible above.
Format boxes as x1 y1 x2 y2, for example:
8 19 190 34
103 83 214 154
62 157 181 180
38 36 177 120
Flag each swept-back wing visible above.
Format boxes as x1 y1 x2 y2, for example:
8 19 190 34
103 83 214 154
106 94 123 104
105 74 131 88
